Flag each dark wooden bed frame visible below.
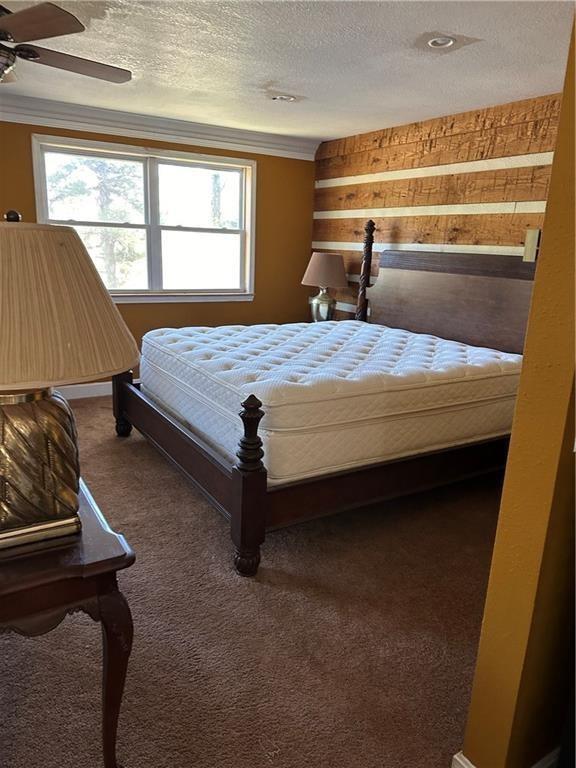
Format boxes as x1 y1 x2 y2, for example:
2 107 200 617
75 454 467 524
112 220 536 576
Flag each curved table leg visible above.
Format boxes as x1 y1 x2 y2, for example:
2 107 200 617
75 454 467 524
99 588 133 768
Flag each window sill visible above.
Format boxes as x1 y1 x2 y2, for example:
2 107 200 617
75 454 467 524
111 292 254 304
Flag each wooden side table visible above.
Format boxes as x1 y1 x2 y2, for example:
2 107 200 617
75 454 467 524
0 480 135 768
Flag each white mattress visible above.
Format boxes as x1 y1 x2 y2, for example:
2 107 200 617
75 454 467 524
140 321 522 485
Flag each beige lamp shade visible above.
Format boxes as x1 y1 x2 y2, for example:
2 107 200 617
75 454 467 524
0 222 140 391
302 251 348 289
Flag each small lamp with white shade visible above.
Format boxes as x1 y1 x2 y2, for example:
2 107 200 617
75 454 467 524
301 251 348 321
0 215 140 549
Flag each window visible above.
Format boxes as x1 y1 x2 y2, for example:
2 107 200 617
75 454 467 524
33 136 256 302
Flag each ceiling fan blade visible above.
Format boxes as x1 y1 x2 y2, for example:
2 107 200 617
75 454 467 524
16 44 132 82
0 2 84 43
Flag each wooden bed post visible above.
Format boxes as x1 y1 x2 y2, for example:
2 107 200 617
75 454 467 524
113 371 133 437
231 395 267 577
355 219 376 322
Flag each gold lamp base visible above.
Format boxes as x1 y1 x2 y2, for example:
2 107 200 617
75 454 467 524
0 389 81 550
310 287 336 322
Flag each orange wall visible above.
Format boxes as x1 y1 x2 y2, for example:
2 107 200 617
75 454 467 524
0 121 316 345
461 24 574 768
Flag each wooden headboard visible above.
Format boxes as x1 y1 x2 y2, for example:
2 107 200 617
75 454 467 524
355 220 536 354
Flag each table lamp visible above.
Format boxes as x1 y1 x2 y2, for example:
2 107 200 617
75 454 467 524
0 216 139 549
301 251 348 321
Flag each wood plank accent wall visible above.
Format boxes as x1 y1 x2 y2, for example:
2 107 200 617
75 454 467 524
312 94 561 314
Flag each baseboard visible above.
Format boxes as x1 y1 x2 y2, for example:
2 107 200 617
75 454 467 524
57 379 140 400
57 381 113 400
452 754 476 768
534 749 561 768
452 747 560 768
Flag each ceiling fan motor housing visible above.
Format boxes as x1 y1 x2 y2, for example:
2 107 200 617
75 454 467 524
15 44 40 61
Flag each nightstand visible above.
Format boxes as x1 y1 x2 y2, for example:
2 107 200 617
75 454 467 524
0 480 135 768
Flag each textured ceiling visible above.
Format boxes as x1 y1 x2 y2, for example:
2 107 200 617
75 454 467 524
1 1 573 141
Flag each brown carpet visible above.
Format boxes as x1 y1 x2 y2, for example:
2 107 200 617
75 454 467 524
0 397 500 768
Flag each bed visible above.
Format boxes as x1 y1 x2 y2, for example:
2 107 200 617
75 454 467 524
112 220 536 576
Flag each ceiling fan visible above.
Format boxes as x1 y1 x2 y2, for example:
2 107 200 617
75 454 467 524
0 2 131 83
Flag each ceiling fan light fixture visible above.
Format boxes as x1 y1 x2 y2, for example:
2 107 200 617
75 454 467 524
0 44 15 80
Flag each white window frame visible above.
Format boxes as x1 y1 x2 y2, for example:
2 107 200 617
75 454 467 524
32 134 256 304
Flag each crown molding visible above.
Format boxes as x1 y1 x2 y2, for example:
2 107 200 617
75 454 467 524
0 94 319 161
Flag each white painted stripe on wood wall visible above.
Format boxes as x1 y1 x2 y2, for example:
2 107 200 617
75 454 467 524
312 241 525 256
315 152 554 189
347 274 374 284
313 201 546 220
308 298 362 315
336 301 362 314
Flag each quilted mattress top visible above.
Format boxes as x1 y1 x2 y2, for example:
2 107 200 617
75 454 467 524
142 322 522 429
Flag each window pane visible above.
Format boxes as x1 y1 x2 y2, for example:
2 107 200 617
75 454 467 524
45 151 145 224
75 226 148 290
158 164 241 229
161 231 241 290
